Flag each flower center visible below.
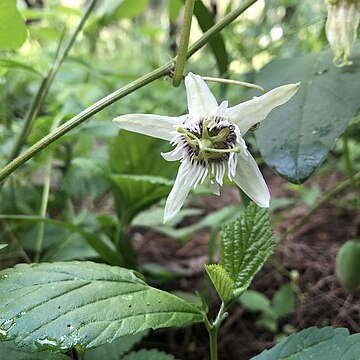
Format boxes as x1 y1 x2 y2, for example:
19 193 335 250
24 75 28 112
177 116 240 179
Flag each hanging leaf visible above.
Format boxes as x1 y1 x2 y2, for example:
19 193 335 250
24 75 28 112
220 203 276 297
255 43 360 183
0 0 27 50
0 262 204 352
252 327 360 359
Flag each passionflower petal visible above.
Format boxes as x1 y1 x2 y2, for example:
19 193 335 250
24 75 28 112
113 73 299 222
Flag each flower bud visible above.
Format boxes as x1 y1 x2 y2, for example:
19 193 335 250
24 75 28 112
325 0 360 66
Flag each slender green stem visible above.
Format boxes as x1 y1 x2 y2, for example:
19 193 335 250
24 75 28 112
172 0 196 87
279 170 360 244
204 302 227 360
0 0 258 184
239 189 251 207
7 0 98 161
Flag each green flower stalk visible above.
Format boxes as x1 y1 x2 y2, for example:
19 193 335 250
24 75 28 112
325 0 360 66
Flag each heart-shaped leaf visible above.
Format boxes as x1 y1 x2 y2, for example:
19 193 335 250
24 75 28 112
255 43 360 183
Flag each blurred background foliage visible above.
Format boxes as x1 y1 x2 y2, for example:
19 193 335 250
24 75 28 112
0 0 357 269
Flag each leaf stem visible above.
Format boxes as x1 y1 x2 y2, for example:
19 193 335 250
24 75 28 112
7 0 98 162
172 0 196 87
0 0 258 184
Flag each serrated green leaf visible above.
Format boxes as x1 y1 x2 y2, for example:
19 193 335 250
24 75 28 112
255 43 360 184
205 264 234 303
0 340 70 359
252 327 360 359
123 349 176 360
110 174 173 224
0 262 204 352
84 331 148 360
220 203 276 295
0 0 27 50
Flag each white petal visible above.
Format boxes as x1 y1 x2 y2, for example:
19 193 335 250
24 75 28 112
226 83 300 135
113 114 186 141
215 101 228 117
164 162 193 222
209 181 220 196
161 148 183 161
185 72 218 117
233 153 270 208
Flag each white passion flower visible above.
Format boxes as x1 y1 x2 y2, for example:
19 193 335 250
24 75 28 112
113 73 299 222
325 0 360 66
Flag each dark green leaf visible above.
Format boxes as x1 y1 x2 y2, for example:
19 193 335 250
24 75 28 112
0 262 203 351
0 0 27 49
255 43 360 183
220 203 276 296
0 215 119 266
84 331 148 360
252 327 360 359
110 175 173 224
123 349 176 360
192 1 228 76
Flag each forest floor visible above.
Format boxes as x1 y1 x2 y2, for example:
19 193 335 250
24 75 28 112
131 169 360 360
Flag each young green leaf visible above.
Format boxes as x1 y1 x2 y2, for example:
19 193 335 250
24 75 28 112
220 203 276 297
252 327 360 359
0 341 70 359
0 0 28 50
272 284 296 318
122 349 176 360
255 43 360 184
0 262 204 352
205 264 234 303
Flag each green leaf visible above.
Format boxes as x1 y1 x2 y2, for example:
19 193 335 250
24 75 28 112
220 203 276 296
272 284 295 318
0 59 42 76
0 244 8 250
252 327 360 359
205 264 234 303
84 331 148 360
0 262 203 351
0 341 70 359
123 349 176 360
169 0 182 23
239 290 271 313
110 175 173 224
192 1 228 76
109 131 175 177
0 215 119 266
255 43 360 183
114 0 149 20
0 0 27 49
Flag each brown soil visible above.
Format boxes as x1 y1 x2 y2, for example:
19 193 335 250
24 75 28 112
131 169 360 360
